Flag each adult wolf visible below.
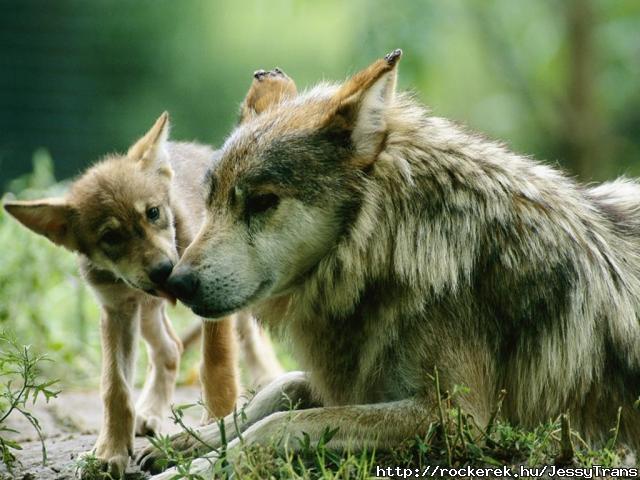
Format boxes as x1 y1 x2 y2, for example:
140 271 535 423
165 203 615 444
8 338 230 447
139 50 640 477
3 70 294 477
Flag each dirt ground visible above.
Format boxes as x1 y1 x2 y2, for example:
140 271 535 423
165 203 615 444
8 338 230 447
0 387 203 480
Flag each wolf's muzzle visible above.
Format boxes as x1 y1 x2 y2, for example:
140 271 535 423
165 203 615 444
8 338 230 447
166 267 199 302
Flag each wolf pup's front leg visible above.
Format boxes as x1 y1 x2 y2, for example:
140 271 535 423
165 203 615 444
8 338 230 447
80 301 140 479
235 310 283 389
199 317 239 424
135 298 182 436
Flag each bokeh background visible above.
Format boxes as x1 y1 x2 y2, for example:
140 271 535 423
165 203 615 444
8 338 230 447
0 0 639 388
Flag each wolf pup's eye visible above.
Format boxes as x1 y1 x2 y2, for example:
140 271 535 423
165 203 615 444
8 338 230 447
146 206 160 222
246 193 280 216
101 230 123 245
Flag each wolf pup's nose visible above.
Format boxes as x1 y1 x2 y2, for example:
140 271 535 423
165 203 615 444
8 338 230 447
166 267 199 301
148 260 174 284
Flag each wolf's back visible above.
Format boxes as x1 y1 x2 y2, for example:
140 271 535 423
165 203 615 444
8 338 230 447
587 178 640 239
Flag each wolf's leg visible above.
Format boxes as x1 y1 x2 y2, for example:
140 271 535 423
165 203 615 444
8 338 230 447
82 302 141 479
199 317 240 424
235 310 284 390
135 299 182 436
137 370 316 473
150 398 429 479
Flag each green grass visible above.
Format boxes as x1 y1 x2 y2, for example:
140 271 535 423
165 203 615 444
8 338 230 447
0 331 60 473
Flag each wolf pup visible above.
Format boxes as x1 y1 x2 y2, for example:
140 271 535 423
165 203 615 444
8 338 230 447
3 72 294 477
137 50 640 477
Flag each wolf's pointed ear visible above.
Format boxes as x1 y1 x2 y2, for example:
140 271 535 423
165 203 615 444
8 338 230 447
324 49 402 166
127 112 173 178
4 199 77 250
239 68 297 124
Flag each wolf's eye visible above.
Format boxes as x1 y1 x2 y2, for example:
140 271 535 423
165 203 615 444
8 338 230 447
246 193 280 216
146 206 160 222
101 230 124 245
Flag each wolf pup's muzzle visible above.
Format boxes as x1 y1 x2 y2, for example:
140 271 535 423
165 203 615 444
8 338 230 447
148 260 174 285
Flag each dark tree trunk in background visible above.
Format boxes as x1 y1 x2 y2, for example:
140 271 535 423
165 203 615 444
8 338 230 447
563 0 600 180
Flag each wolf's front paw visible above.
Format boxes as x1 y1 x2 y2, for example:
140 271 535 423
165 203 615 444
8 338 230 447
136 430 200 474
77 446 130 479
137 420 225 474
135 411 163 437
150 457 216 480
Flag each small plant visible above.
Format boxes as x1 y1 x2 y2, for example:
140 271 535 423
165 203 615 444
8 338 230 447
0 330 60 472
146 402 222 480
73 452 109 480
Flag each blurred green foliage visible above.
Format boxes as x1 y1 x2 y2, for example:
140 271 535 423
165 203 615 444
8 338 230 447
0 155 99 387
0 331 60 471
1 0 639 185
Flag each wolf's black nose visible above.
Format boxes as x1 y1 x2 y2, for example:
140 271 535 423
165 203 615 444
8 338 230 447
148 260 174 285
166 268 199 301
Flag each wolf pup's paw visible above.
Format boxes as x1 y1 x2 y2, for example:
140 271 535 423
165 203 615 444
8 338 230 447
253 66 286 80
384 48 403 65
200 408 218 426
135 412 163 437
240 67 297 121
252 67 296 96
77 447 130 479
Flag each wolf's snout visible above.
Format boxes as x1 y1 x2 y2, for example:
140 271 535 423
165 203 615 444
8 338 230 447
148 260 174 285
166 267 199 301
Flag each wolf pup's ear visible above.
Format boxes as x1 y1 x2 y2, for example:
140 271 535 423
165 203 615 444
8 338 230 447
4 199 77 250
239 68 297 124
127 111 173 178
325 48 402 167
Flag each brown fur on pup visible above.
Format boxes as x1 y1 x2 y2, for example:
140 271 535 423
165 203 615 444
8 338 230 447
3 70 295 478
138 49 640 477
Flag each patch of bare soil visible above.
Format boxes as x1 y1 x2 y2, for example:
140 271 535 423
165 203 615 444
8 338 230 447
0 387 202 480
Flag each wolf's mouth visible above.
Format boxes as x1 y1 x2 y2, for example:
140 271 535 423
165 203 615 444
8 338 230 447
189 305 236 320
186 279 272 320
144 288 177 306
